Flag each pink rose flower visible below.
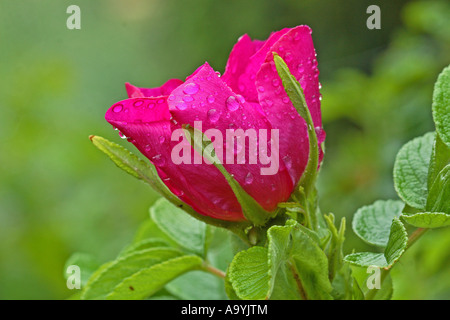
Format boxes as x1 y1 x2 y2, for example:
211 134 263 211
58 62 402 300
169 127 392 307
105 25 324 222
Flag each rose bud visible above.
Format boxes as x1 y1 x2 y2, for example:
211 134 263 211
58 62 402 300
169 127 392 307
105 25 324 224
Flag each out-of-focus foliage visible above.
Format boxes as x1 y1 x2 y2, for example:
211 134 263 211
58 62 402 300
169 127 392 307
0 0 448 299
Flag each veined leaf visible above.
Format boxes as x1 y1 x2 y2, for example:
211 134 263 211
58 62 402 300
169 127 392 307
393 132 435 209
432 65 450 147
428 134 450 190
426 164 450 214
344 218 407 268
150 198 207 256
81 247 182 300
352 200 404 247
228 246 269 300
401 212 450 228
106 255 203 300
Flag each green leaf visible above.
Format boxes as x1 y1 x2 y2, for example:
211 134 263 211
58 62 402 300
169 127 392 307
352 278 365 300
64 253 101 287
228 220 333 300
267 225 292 297
81 247 182 300
432 65 450 147
150 198 207 256
401 212 450 228
267 221 332 300
273 53 319 198
288 223 333 300
426 164 450 214
428 134 450 190
165 270 226 300
90 135 180 204
106 255 203 300
352 200 404 247
182 125 272 226
118 238 171 257
344 218 407 268
228 246 270 300
393 132 435 209
91 136 239 231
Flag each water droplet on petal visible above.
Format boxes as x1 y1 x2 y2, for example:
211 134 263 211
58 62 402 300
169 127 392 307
297 64 304 73
113 104 123 113
207 109 220 123
282 97 290 104
183 95 194 102
272 79 280 87
244 172 254 185
284 52 292 62
118 131 127 139
226 96 240 112
159 136 165 144
207 95 215 103
183 83 199 95
176 102 188 110
133 100 143 107
257 86 265 93
151 154 166 166
236 94 245 104
283 155 292 169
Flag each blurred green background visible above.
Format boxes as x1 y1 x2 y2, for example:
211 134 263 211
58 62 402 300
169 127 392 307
0 0 448 299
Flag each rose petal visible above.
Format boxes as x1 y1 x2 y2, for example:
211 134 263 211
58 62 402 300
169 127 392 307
168 62 293 212
227 28 291 103
106 97 244 221
125 78 184 98
255 25 324 185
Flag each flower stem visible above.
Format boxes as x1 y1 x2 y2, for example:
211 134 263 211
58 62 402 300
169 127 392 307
407 228 428 248
202 262 226 279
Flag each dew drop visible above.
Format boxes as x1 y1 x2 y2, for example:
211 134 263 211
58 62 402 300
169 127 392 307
118 131 127 139
133 100 143 107
284 52 293 62
183 95 194 102
151 154 166 166
282 97 290 104
226 96 240 111
297 64 304 73
257 86 265 93
112 104 123 113
272 79 280 87
244 172 254 185
176 102 188 110
283 155 292 169
159 136 165 144
183 83 199 95
236 94 246 104
207 95 215 103
207 109 220 123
